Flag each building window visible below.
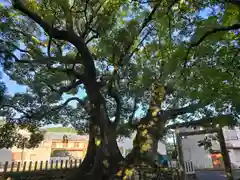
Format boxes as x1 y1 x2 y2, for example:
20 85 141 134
234 150 240 162
226 129 238 140
52 142 57 148
63 143 68 148
12 152 22 161
74 142 79 148
79 143 84 149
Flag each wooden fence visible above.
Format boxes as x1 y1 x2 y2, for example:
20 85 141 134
0 160 193 180
0 159 82 180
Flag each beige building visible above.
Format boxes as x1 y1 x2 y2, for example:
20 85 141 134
0 128 89 163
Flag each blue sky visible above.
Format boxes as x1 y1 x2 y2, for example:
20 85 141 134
1 69 26 95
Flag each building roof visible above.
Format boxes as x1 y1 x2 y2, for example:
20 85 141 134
42 127 88 141
43 127 78 133
44 132 88 141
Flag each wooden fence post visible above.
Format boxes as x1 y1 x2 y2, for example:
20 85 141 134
29 161 32 171
10 162 14 172
60 160 63 169
34 161 37 171
40 161 43 170
50 160 53 169
74 159 77 167
22 161 27 172
16 162 21 172
79 159 82 167
55 160 58 169
4 161 8 173
45 160 48 170
65 160 68 169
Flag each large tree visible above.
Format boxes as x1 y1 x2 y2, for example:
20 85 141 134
0 0 240 179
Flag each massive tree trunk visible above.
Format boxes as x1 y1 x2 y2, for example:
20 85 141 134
87 124 124 180
71 81 123 180
128 116 166 165
69 121 96 179
128 84 167 166
70 120 123 180
120 84 168 179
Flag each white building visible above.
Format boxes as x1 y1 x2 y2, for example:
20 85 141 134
0 148 12 165
117 132 167 158
178 126 240 169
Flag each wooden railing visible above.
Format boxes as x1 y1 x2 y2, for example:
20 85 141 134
0 159 82 173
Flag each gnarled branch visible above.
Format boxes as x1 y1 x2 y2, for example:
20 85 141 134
12 0 96 80
183 23 240 69
162 102 207 120
166 114 235 130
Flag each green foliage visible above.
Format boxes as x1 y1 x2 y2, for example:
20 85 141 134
0 121 44 149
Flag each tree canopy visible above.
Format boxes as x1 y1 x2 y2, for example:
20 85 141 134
0 0 240 179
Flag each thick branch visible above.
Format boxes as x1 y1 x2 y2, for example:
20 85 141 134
12 0 96 80
51 97 87 111
184 23 240 68
15 59 84 96
119 2 161 66
108 3 161 123
110 91 121 126
162 102 207 120
16 56 78 65
178 128 218 136
32 97 88 120
0 104 30 117
129 97 138 123
50 79 84 96
14 54 84 82
0 40 29 53
166 114 235 130
12 1 68 40
190 24 240 49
